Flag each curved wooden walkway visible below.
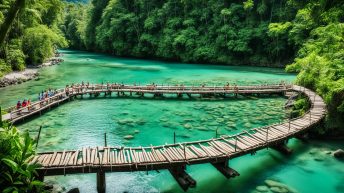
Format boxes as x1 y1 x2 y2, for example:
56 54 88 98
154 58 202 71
2 84 326 192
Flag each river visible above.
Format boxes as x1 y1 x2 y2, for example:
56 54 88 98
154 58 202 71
0 50 342 193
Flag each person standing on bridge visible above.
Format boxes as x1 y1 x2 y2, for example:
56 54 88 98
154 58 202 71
27 99 31 111
16 101 21 110
65 85 70 96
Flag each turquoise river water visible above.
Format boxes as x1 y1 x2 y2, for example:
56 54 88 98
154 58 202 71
0 50 343 193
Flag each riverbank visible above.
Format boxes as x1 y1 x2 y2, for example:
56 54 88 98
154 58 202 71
0 55 63 88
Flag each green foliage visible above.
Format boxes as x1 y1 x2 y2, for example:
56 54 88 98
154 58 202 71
0 59 11 77
0 0 67 75
23 25 67 64
0 123 43 193
291 96 310 117
286 1 344 131
62 0 299 66
243 0 254 11
7 48 25 71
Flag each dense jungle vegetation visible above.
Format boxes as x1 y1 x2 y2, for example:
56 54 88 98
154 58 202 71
1 1 343 130
0 0 67 77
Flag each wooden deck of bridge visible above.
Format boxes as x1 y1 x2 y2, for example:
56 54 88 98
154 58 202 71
2 84 326 192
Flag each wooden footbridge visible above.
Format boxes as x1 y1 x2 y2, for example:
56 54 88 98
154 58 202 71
1 84 326 192
2 83 290 123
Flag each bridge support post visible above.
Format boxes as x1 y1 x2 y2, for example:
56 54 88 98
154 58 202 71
96 171 106 193
36 170 45 182
169 165 196 192
296 133 309 143
271 142 292 155
211 159 239 179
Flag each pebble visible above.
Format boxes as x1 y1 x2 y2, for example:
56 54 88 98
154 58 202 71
123 135 134 140
183 123 192 129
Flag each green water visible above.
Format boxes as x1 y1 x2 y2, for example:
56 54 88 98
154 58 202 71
0 50 343 193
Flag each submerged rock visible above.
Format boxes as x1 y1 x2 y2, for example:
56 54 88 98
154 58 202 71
67 188 80 193
124 135 134 140
265 180 287 188
256 185 269 192
270 186 289 193
264 179 298 193
334 149 344 159
136 119 146 125
183 123 193 129
134 130 140 134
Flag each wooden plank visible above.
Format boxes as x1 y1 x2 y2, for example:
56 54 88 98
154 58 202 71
103 148 108 165
169 147 183 160
52 153 62 166
189 145 205 157
126 150 131 163
199 144 213 157
77 156 82 165
159 149 172 162
73 150 79 165
36 154 46 164
86 147 91 164
165 147 179 160
59 150 66 166
63 152 72 166
214 140 234 152
42 154 52 166
121 149 126 163
110 151 115 165
142 148 150 162
150 146 161 162
90 149 95 164
48 152 58 166
130 148 136 163
98 151 103 165
68 152 76 166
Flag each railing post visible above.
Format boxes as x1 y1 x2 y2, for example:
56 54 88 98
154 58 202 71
104 132 107 147
36 126 43 149
174 132 176 144
234 137 237 152
184 144 186 161
215 128 218 138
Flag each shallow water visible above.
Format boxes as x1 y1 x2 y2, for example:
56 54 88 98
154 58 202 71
0 50 342 193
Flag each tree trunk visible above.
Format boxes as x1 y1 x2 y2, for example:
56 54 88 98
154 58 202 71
0 0 26 46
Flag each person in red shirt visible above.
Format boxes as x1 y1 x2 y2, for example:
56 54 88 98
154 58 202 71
16 101 21 109
22 99 27 107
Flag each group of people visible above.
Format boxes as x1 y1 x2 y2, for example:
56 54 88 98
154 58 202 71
224 82 238 92
39 89 58 101
16 99 31 110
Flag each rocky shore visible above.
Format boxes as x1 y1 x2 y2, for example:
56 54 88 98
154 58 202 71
0 56 63 88
0 68 39 87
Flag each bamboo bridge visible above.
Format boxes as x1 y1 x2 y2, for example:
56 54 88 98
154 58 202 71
1 84 327 192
